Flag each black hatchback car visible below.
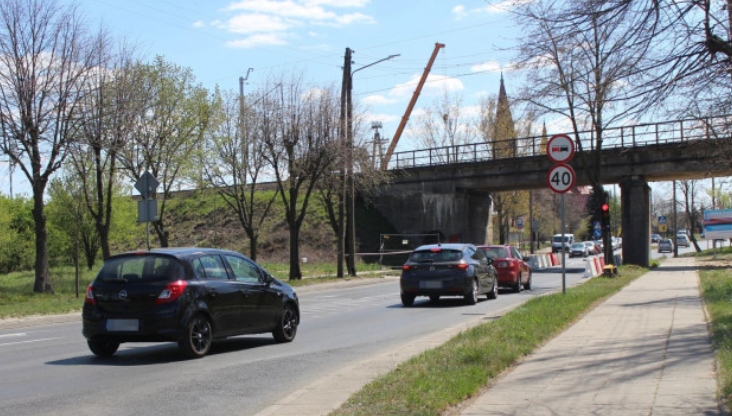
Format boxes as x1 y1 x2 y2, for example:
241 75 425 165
399 243 497 306
82 248 299 359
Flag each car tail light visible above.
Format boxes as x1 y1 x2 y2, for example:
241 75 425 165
403 264 415 271
84 285 95 305
455 263 469 270
155 280 188 305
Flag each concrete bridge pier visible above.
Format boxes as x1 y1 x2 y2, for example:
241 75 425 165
369 184 492 245
619 176 650 267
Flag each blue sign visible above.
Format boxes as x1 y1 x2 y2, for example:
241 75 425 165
593 221 602 238
658 215 667 224
516 219 524 229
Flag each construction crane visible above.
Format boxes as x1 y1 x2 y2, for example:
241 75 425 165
380 42 445 170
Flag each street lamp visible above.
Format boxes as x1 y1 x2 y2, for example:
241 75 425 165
340 49 399 277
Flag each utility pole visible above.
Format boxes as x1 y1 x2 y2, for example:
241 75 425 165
346 51 400 276
337 49 351 278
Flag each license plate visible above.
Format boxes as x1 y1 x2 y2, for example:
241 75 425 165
106 319 139 332
420 280 442 289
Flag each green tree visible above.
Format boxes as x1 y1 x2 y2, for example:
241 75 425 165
0 196 34 273
116 56 215 247
47 176 100 271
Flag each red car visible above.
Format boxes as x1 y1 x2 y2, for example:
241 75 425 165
477 245 532 292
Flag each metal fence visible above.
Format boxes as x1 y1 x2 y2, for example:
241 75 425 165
384 115 732 170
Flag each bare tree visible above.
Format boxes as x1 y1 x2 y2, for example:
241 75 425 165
70 37 142 260
116 56 215 247
409 91 476 161
678 180 703 251
0 0 99 292
513 0 655 192
202 89 278 261
261 75 339 280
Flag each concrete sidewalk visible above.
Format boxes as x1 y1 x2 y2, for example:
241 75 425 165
456 256 724 415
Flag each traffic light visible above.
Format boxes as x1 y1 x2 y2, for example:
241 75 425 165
601 195 610 230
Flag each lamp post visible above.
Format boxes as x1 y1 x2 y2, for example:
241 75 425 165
341 49 399 276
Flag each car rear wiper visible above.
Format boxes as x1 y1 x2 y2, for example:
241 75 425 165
102 277 128 283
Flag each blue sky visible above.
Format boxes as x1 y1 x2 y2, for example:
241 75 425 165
3 0 533 196
72 0 521 145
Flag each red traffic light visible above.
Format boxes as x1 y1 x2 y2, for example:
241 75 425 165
601 203 610 212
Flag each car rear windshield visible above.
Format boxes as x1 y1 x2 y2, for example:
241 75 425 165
409 249 462 262
96 254 185 282
481 247 509 258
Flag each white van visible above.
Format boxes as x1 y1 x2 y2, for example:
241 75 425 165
551 234 575 253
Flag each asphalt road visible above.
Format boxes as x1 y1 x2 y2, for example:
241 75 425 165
0 263 593 416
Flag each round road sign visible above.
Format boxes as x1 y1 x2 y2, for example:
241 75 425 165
546 163 576 194
546 134 575 163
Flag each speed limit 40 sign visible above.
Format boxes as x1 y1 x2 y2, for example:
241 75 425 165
547 163 576 194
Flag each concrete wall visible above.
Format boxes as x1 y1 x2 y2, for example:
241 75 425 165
368 181 492 245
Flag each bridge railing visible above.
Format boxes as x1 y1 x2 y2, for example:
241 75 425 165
385 115 732 169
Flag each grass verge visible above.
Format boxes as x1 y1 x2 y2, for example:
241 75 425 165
696 246 732 407
330 264 649 416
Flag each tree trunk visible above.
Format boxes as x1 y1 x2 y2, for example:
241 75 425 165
32 190 52 293
288 226 302 280
249 234 258 261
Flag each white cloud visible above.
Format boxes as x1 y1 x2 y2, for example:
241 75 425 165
192 20 205 28
227 33 290 48
452 5 467 19
389 74 464 100
306 0 371 7
222 13 293 34
362 94 397 106
219 0 375 45
471 61 501 73
363 112 401 124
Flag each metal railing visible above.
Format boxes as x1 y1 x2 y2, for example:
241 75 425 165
383 115 732 170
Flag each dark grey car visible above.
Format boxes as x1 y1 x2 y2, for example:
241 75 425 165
399 243 498 306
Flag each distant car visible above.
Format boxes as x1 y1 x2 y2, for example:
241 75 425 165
477 245 532 293
658 239 674 253
676 234 691 248
400 243 498 306
570 242 589 258
651 234 661 244
82 248 300 359
583 241 597 255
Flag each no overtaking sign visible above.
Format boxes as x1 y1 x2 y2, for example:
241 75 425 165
546 134 576 194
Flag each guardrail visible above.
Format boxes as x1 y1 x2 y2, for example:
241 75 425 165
384 115 732 170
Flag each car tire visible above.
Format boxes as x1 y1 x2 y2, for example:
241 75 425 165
464 278 478 305
273 303 298 343
87 339 120 357
401 293 415 307
178 313 212 359
523 271 532 291
513 273 523 293
486 278 498 300
429 295 440 303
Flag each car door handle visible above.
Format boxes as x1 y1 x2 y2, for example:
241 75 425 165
239 290 252 298
208 289 218 298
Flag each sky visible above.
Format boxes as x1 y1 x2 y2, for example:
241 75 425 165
0 0 718 204
66 0 523 143
2 0 532 197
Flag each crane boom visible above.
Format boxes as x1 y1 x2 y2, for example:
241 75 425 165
381 42 445 170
